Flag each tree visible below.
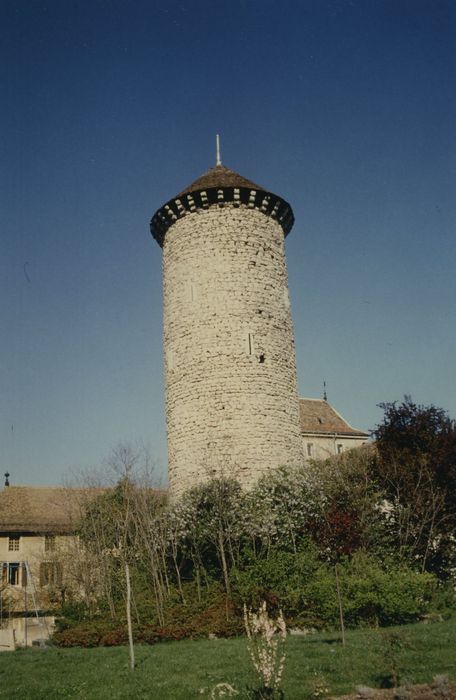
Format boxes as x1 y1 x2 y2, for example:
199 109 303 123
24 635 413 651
78 443 165 669
176 478 245 597
371 396 456 575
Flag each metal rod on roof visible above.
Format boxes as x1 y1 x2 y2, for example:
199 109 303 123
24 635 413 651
216 134 221 166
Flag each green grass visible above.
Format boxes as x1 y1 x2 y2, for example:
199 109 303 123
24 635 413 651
0 617 454 699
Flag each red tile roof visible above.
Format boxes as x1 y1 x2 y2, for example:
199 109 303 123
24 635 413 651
299 398 369 437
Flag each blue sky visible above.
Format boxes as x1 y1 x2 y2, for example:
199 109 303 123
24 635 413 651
2 0 455 486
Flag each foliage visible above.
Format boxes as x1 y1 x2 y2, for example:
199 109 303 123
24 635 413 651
53 623 104 648
174 478 245 595
335 555 436 627
231 542 322 622
371 397 456 576
232 546 437 630
53 400 456 646
244 601 287 698
375 630 411 688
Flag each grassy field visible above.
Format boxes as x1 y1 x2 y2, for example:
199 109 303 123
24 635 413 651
0 617 454 699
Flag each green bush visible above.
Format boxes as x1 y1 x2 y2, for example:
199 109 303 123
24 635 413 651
305 555 437 627
232 549 437 629
54 584 244 648
429 580 456 615
232 542 322 613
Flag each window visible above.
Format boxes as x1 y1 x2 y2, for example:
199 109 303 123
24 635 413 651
245 332 255 356
8 535 20 551
45 535 56 552
40 562 63 587
337 444 344 454
187 281 197 302
2 562 26 587
8 563 20 586
306 443 314 458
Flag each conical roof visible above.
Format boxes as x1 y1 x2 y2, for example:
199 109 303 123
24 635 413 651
178 164 263 196
150 162 295 247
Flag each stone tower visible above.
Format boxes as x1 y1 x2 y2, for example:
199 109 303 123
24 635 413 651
150 156 303 496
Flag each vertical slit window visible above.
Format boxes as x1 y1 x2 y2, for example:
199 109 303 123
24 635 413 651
246 332 255 356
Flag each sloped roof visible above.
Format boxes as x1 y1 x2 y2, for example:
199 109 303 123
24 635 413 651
299 398 369 437
151 161 295 246
178 163 263 196
0 486 101 533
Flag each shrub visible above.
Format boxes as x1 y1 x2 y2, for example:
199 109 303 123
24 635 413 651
233 550 437 629
140 623 192 644
54 625 102 648
244 601 287 698
100 627 129 646
232 542 322 616
338 555 437 626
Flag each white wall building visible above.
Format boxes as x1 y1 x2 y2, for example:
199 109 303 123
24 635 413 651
299 398 369 461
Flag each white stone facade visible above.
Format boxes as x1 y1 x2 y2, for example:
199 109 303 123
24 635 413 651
303 434 369 461
162 204 303 495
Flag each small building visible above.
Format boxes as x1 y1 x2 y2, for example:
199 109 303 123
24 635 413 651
0 485 92 648
299 398 369 461
0 486 88 614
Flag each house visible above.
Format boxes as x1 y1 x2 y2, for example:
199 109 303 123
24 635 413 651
0 485 92 614
299 398 369 461
0 484 98 648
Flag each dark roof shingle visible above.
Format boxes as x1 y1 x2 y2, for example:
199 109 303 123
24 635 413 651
178 163 263 196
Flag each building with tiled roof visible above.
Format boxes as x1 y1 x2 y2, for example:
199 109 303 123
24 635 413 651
299 398 369 460
0 485 93 534
0 485 101 625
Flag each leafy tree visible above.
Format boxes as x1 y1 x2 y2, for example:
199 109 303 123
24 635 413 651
305 445 389 562
176 478 245 596
371 396 456 575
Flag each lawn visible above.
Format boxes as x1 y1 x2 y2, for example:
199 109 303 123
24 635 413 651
0 617 454 699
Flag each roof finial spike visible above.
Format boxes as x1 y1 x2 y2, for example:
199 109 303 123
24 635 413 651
323 380 327 402
216 134 221 166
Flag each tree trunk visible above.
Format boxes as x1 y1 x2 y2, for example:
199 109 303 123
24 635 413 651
125 561 135 671
335 564 346 647
218 528 231 597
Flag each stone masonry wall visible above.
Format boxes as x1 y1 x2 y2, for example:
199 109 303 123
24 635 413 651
163 204 303 497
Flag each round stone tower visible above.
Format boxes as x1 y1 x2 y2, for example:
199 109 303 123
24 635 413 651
150 159 303 497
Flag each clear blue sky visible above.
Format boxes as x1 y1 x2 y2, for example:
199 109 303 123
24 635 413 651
2 0 455 486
